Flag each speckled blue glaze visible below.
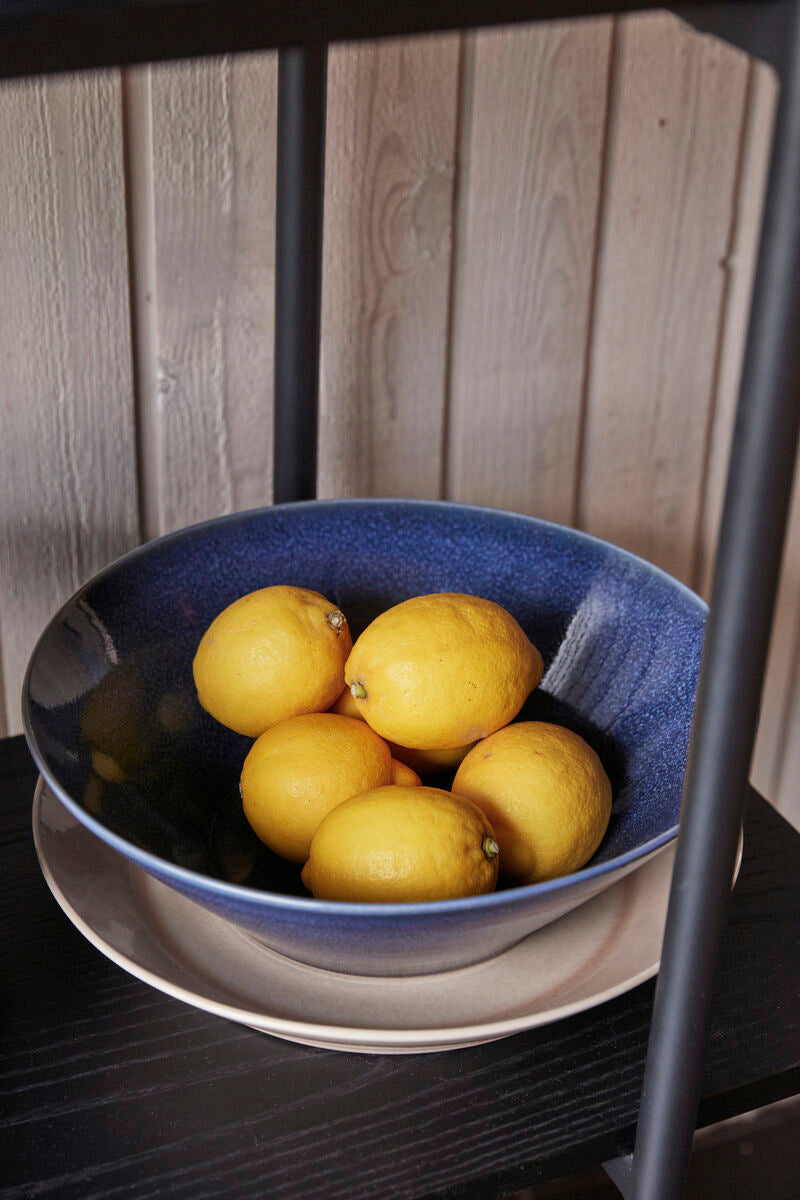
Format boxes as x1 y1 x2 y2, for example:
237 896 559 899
23 500 705 976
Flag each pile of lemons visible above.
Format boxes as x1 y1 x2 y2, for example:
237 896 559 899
193 586 611 903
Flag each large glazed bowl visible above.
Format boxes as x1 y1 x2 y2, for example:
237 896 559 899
23 500 705 976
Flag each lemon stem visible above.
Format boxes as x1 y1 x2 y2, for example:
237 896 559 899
350 681 367 700
482 835 499 861
326 610 346 632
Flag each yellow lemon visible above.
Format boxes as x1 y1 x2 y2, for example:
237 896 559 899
193 586 352 737
452 722 612 884
334 689 483 778
301 784 499 903
329 685 362 719
389 758 422 787
240 713 392 862
345 593 542 749
388 741 474 779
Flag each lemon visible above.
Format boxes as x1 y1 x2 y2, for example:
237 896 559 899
301 784 499 903
193 586 352 737
240 712 392 862
388 741 474 778
452 722 612 883
329 690 459 780
389 758 422 787
331 691 440 785
345 592 542 749
329 685 361 719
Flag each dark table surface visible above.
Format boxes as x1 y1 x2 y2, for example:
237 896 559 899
2 732 800 1199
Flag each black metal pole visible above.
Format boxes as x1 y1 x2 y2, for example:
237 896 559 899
273 45 327 504
630 5 800 1196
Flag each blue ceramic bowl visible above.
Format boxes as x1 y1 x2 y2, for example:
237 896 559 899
23 500 705 976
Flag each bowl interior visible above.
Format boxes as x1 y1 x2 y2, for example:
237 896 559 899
23 500 705 898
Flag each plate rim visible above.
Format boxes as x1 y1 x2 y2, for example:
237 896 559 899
32 777 679 1051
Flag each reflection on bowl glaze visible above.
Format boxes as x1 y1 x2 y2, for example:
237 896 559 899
23 499 705 976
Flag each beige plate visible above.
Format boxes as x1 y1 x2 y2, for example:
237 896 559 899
32 779 742 1054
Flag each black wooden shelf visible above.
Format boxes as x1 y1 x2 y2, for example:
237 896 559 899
0 0 778 80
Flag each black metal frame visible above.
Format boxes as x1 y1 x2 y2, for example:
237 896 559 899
273 45 327 504
5 1 800 1197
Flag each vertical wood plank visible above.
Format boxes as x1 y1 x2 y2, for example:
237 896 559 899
694 62 777 599
0 72 139 735
769 465 800 828
0 632 8 738
317 35 461 500
687 62 787 799
136 54 277 538
446 19 613 522
578 12 750 583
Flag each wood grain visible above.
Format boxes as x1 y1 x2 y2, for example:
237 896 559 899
0 638 7 738
668 56 799 826
133 54 277 538
777 694 800 831
694 60 799 822
694 61 778 600
317 35 461 500
0 71 139 735
684 60 791 810
578 12 750 583
769 464 800 828
446 19 613 523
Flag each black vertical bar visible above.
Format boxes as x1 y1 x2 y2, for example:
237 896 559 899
631 4 800 1197
273 45 327 504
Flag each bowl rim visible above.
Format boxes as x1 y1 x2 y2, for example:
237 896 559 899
22 496 706 918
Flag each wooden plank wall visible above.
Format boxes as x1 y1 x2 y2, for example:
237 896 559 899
1 14 797 825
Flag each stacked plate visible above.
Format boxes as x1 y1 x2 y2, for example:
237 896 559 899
35 777 683 1053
